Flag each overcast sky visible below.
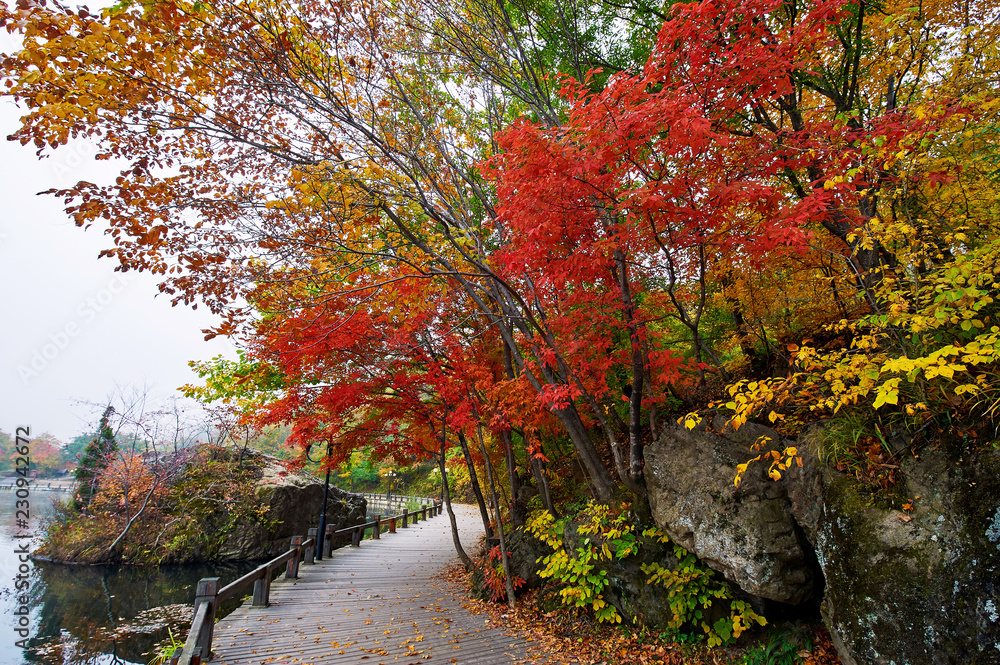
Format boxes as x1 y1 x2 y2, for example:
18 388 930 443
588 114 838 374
0 94 237 442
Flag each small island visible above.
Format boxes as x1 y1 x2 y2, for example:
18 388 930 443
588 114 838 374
36 440 367 565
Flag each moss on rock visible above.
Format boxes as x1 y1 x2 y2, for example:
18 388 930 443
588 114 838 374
817 446 1000 665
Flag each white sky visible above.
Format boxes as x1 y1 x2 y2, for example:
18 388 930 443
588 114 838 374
0 96 237 442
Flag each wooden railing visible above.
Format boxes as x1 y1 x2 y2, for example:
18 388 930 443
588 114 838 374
172 496 444 665
0 482 73 492
361 492 438 515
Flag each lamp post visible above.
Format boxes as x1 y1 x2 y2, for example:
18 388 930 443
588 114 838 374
430 466 442 502
386 470 397 503
306 441 334 561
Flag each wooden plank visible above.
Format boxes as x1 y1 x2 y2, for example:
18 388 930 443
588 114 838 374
210 504 530 665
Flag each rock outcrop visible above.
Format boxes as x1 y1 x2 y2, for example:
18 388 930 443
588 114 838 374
644 420 1000 665
473 515 681 628
644 419 817 605
218 453 368 560
807 443 1000 665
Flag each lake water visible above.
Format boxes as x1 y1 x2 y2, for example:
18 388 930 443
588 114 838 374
0 485 258 665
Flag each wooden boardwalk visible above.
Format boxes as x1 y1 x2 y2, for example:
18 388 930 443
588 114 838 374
210 504 533 665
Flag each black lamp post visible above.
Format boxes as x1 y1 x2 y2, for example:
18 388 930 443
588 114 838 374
307 441 333 561
386 470 397 503
431 466 443 502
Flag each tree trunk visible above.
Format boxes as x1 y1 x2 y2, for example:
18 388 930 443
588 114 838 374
529 454 556 516
474 423 517 609
456 431 494 538
611 247 647 494
499 429 526 526
439 441 472 571
550 404 618 501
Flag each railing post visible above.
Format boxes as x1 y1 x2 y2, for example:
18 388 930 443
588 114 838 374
252 565 270 607
324 524 334 557
373 515 381 539
286 536 302 579
402 508 409 528
350 526 361 548
305 529 316 564
389 516 396 534
194 577 219 661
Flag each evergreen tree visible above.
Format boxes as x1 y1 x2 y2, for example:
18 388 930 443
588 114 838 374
74 406 118 510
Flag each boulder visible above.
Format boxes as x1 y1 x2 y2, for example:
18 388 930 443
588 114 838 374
471 517 680 627
808 443 1000 665
598 530 685 628
219 453 368 560
503 527 554 592
469 528 553 602
645 420 1000 664
644 419 818 605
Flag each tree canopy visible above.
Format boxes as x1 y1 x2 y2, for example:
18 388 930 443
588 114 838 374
3 0 999 507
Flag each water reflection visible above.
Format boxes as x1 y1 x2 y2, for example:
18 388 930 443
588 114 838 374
0 488 258 665
28 561 257 664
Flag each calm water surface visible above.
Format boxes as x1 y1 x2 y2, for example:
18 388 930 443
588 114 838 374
0 485 258 665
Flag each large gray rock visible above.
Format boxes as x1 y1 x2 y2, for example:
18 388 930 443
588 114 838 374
804 443 1000 665
644 419 817 605
646 419 1000 664
219 453 368 560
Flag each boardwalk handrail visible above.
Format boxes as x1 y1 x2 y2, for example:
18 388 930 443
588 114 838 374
330 499 437 548
174 536 313 665
0 482 73 492
173 496 443 664
362 492 436 504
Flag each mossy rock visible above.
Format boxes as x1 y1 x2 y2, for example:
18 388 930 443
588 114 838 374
817 445 1000 665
